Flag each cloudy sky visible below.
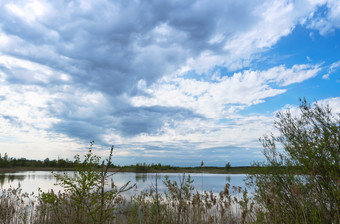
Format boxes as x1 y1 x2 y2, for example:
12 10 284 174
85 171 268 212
0 0 339 166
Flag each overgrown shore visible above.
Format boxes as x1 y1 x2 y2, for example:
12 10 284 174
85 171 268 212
0 166 254 174
0 151 253 174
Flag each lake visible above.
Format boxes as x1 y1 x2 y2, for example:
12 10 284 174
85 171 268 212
0 171 249 197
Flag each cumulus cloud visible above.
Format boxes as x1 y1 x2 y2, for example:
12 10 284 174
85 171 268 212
322 60 340 79
131 64 320 119
0 0 329 92
0 55 70 85
305 0 340 35
0 0 338 164
318 97 340 113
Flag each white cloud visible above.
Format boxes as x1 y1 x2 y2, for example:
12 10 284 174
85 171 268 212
319 97 340 113
219 0 318 71
0 82 112 159
323 60 340 79
161 0 331 74
0 55 70 83
0 120 85 160
0 84 86 160
5 0 47 24
123 96 340 164
131 63 320 119
306 0 340 35
116 114 273 159
263 64 321 86
0 85 58 129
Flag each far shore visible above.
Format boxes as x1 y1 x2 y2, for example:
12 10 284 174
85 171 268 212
0 166 253 174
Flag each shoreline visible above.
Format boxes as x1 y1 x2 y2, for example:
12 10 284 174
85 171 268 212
0 167 253 174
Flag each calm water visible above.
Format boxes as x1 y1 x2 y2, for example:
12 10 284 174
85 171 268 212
0 171 249 197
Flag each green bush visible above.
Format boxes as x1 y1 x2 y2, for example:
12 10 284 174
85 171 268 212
247 98 340 223
225 162 231 170
38 141 135 224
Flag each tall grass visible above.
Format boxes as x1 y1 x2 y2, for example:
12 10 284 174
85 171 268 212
2 142 255 223
0 173 254 224
122 174 255 224
0 184 36 223
1 171 339 223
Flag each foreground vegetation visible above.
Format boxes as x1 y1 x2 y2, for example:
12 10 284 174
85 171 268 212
0 177 253 224
1 144 253 224
246 99 340 223
1 99 339 223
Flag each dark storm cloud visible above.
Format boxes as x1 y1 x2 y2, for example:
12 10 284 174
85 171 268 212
0 0 262 143
50 102 203 141
117 105 204 136
52 120 105 144
0 0 261 93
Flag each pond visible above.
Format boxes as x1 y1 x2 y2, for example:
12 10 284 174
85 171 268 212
0 171 250 197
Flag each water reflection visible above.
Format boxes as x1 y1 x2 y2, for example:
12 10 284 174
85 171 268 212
0 171 249 197
135 173 162 183
0 173 25 187
135 173 148 183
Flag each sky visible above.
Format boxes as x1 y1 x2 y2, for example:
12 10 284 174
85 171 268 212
0 0 339 167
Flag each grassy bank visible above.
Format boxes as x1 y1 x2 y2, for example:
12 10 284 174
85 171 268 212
1 151 254 174
0 166 256 174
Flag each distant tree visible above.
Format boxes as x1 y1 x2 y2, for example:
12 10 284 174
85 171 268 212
17 158 27 167
29 160 37 167
135 163 147 172
49 159 58 167
35 160 43 167
43 158 50 167
57 159 67 168
225 162 231 170
0 153 12 168
0 153 3 168
11 158 18 167
248 98 340 223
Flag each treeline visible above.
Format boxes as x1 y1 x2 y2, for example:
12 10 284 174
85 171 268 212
0 154 180 171
0 153 239 172
0 153 178 171
0 153 75 168
122 162 173 172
